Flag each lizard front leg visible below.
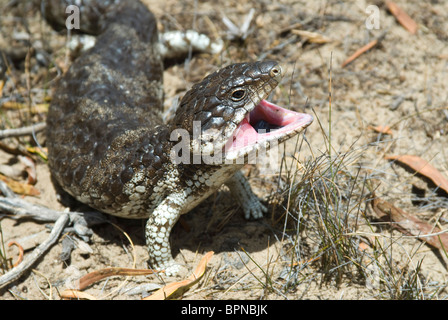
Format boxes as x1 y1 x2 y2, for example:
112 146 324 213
145 193 185 276
225 170 267 220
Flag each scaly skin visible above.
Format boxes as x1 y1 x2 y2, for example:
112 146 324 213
44 0 313 275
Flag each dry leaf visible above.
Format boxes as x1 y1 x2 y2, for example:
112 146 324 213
77 267 158 291
358 241 370 252
26 146 48 160
144 251 214 300
0 80 4 98
385 154 448 194
341 39 378 68
1 101 25 109
291 30 331 44
61 290 97 300
288 256 320 267
0 173 40 196
368 125 393 135
7 240 24 267
60 267 159 299
386 1 418 34
371 196 448 249
0 101 49 114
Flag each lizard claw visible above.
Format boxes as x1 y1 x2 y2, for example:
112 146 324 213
242 196 267 220
225 171 267 220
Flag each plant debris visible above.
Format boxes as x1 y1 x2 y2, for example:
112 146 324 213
385 1 418 34
371 196 448 250
385 154 448 194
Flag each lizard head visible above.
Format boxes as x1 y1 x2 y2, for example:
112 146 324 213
171 60 313 164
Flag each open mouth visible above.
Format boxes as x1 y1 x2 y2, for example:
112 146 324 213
224 99 313 154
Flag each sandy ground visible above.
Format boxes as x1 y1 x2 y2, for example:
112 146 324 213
0 0 447 300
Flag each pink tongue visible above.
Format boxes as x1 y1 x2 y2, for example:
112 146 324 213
225 118 258 151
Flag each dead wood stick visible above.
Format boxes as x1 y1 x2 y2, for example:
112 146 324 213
0 196 64 222
385 1 418 34
0 180 17 198
0 180 106 238
0 196 107 240
341 31 387 68
0 122 46 139
0 212 69 290
0 180 107 291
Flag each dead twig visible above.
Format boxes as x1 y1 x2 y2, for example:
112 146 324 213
0 122 46 139
0 195 106 240
0 181 106 229
291 30 332 44
0 195 68 222
385 1 418 34
0 180 17 198
0 212 69 290
7 241 24 267
341 32 387 68
0 180 107 287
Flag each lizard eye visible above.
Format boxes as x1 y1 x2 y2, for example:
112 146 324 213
231 89 246 101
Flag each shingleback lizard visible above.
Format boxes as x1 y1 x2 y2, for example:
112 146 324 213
43 0 313 275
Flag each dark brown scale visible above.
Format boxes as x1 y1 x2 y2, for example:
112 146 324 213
115 194 129 205
73 166 86 182
120 167 134 184
110 179 124 197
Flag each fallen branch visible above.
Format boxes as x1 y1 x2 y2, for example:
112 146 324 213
0 195 70 222
0 180 107 290
0 181 106 233
0 122 46 139
0 212 69 290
